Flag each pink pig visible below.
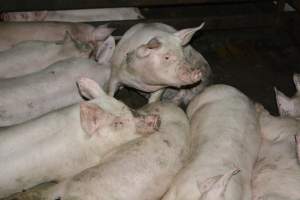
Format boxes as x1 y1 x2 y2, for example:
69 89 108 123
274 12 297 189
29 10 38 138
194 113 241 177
109 23 205 101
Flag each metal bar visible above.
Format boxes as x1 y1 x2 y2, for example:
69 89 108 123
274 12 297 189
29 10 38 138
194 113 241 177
0 0 273 12
88 13 276 36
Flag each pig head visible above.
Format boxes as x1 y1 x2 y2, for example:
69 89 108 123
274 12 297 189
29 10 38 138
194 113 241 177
108 23 205 97
77 77 161 137
275 73 300 118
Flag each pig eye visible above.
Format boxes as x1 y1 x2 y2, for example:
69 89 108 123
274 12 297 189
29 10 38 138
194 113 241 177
165 56 169 60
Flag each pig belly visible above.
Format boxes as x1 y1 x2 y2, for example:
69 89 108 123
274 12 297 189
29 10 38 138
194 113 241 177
0 58 110 126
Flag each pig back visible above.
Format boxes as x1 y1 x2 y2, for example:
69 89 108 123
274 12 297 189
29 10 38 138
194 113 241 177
0 22 94 51
163 85 260 200
0 58 110 126
252 114 300 200
191 85 260 200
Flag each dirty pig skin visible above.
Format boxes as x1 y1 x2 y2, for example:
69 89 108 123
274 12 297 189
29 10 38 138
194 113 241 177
0 77 160 199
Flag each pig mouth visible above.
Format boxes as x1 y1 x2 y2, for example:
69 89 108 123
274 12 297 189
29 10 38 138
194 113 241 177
177 67 202 85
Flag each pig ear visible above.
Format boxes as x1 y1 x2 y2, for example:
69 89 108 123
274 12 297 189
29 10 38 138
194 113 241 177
136 45 150 58
134 114 160 135
197 169 240 199
93 24 115 41
136 37 161 58
80 102 111 137
96 36 115 63
174 22 205 46
274 87 294 116
146 37 161 49
77 77 106 100
293 73 300 92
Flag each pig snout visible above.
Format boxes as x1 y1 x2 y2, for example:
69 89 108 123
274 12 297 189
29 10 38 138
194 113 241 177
178 66 202 85
135 114 161 135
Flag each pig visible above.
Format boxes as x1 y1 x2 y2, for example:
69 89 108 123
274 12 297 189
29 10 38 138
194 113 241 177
0 22 114 51
252 106 300 200
0 36 115 126
2 101 188 200
0 8 144 22
162 84 261 200
0 32 92 79
0 77 160 199
108 22 207 102
161 45 212 107
275 73 300 118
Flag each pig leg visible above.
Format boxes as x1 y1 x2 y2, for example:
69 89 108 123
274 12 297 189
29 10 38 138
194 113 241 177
149 89 164 103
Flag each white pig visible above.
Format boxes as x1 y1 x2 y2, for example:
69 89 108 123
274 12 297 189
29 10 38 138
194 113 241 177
0 8 144 22
252 106 300 200
0 22 114 51
275 73 300 118
0 36 115 126
108 23 207 101
23 101 189 200
0 77 160 199
161 45 212 107
0 32 92 79
162 84 260 200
